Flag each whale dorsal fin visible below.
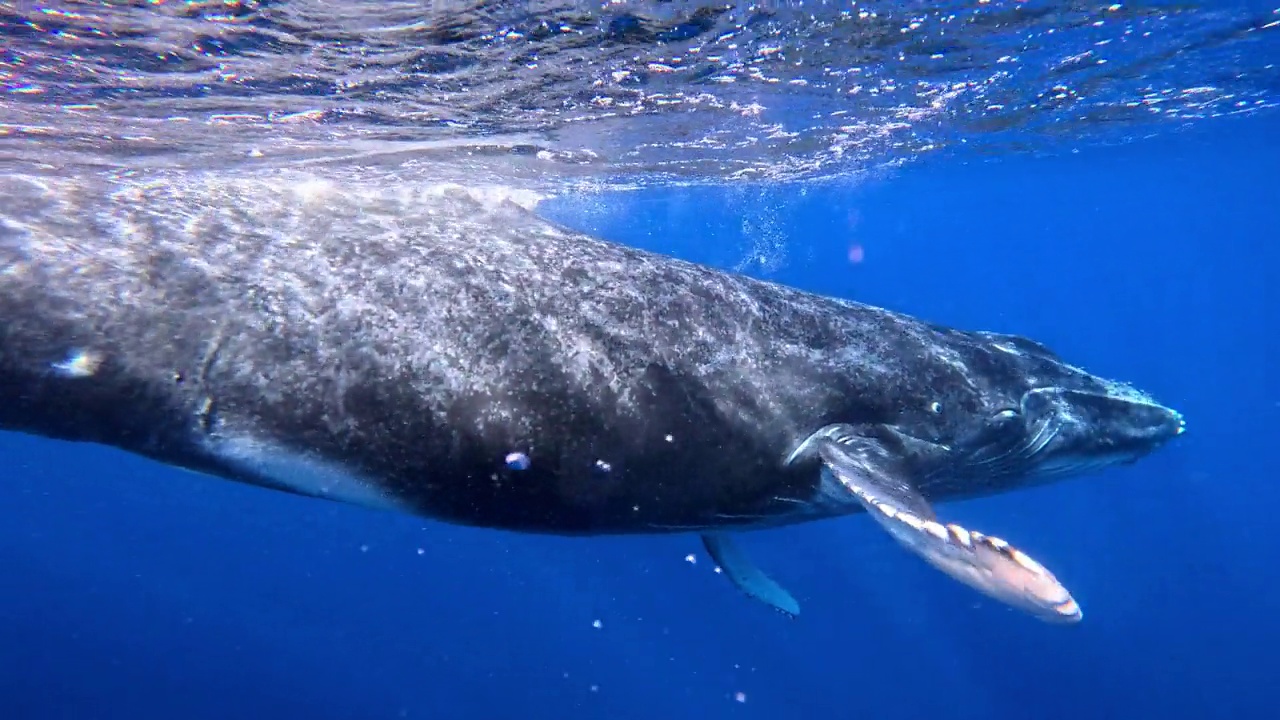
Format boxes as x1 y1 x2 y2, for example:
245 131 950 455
700 532 800 618
815 425 1082 624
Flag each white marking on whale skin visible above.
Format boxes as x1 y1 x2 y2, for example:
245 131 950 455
50 349 103 378
204 434 401 512
947 524 973 547
929 343 974 377
923 520 950 541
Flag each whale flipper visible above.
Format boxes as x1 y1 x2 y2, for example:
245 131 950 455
700 532 800 618
813 426 1083 624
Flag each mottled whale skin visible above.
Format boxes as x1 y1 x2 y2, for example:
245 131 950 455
0 173 1178 548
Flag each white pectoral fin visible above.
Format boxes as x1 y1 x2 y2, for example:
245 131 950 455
817 434 1082 624
701 532 800 618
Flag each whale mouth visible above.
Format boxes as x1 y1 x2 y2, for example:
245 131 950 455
963 411 1062 478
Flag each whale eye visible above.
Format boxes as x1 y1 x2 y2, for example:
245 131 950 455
994 409 1019 420
929 401 943 414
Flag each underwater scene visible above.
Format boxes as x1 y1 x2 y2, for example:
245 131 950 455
1 2 1277 719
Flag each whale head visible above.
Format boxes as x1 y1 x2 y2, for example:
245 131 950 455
941 331 1185 486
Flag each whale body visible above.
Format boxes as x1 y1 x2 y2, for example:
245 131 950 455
0 173 1184 621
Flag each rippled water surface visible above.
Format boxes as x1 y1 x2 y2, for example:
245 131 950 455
2 0 1278 189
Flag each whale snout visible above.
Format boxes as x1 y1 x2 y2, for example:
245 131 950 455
1130 399 1185 444
1072 388 1181 441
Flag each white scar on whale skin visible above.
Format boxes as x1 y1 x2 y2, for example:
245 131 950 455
204 434 402 512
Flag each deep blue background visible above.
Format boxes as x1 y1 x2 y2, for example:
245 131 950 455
2 113 1275 720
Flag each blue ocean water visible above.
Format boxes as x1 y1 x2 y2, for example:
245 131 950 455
2 1 1279 717
1 109 1274 719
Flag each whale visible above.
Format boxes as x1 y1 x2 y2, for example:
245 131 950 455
0 172 1185 622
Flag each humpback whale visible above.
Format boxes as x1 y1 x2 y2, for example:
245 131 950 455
0 173 1184 622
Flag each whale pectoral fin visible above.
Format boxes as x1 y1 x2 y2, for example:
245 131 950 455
816 436 1082 624
700 532 800 618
